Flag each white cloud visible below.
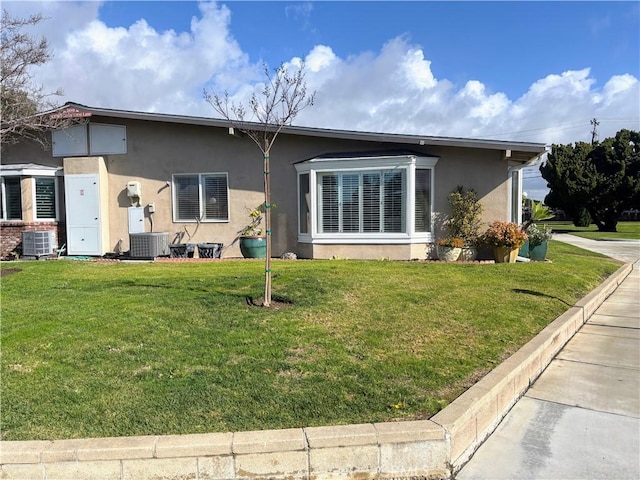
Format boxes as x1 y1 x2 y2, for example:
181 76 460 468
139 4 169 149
4 0 639 150
402 48 437 89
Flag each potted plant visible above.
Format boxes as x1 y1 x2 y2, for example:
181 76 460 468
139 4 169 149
238 205 268 258
445 186 484 261
169 229 195 258
526 223 552 261
436 236 464 261
197 242 224 259
519 201 554 258
483 221 528 263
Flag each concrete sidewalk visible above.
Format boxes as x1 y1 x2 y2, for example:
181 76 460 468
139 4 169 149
457 237 640 480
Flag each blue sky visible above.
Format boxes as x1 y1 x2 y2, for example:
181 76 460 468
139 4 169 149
98 1 639 100
5 1 640 199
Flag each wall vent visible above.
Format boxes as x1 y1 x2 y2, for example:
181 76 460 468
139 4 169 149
129 233 170 258
22 231 56 257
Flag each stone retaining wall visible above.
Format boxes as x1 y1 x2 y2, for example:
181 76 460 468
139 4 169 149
0 263 632 480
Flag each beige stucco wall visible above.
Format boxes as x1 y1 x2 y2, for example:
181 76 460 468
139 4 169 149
308 243 414 260
1 117 516 260
19 177 34 223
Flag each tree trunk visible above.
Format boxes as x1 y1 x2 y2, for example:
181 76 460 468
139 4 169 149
263 146 272 307
596 210 619 232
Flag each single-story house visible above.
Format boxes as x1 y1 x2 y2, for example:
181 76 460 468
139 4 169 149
1 102 547 260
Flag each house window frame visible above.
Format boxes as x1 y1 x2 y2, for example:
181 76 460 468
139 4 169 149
32 176 59 221
316 169 407 235
296 154 438 244
172 172 230 223
508 166 523 225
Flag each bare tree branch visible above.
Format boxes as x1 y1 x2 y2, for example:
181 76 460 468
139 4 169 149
204 62 315 307
1 9 78 149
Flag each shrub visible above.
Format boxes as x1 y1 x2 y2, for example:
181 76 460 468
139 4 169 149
437 237 464 248
445 186 484 245
483 221 528 248
573 208 592 227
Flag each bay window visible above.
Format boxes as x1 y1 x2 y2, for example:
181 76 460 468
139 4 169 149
318 170 405 233
296 153 438 243
414 168 432 232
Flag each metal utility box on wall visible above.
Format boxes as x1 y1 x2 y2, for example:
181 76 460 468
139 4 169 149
129 232 169 258
22 231 56 257
128 207 145 234
126 181 141 198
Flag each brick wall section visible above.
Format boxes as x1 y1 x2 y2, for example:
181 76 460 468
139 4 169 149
0 222 65 258
0 264 632 480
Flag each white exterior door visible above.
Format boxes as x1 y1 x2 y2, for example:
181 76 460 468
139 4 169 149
65 174 101 255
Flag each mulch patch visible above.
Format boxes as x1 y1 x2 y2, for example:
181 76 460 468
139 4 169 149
0 267 21 277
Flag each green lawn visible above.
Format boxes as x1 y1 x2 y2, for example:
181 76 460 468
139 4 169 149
0 241 621 441
547 221 640 240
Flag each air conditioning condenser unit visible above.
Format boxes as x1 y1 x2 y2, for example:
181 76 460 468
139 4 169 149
22 230 56 257
129 232 170 258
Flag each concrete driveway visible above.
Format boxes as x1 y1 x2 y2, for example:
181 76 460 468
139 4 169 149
552 233 640 263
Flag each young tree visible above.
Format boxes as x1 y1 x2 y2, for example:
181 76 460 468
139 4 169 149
204 63 315 307
1 10 74 148
540 129 640 232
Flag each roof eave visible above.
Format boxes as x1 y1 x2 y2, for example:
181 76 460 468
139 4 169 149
55 102 547 162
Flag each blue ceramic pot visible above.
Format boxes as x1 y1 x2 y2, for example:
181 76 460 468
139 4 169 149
528 241 548 261
239 236 266 258
518 239 530 258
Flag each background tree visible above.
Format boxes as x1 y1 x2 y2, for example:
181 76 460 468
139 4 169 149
540 129 640 232
1 9 74 148
588 129 640 231
205 63 314 307
540 142 594 227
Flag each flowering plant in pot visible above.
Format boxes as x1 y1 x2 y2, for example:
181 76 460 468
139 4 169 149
436 236 464 261
525 223 552 261
519 201 554 257
483 221 528 263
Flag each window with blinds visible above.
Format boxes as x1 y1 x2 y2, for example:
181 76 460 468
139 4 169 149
414 169 431 232
317 170 406 233
1 177 22 220
298 173 310 234
173 173 229 222
35 177 57 219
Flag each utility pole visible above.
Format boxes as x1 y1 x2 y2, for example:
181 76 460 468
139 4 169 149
590 118 600 145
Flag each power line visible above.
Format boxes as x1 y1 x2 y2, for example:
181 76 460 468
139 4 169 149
482 117 639 140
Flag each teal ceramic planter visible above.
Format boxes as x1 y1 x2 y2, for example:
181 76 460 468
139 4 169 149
518 239 530 258
529 241 548 261
239 236 266 258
